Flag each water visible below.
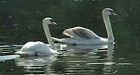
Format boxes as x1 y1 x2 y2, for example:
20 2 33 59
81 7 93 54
0 43 138 75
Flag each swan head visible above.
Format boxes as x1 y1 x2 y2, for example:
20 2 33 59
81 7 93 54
43 17 57 25
103 8 117 15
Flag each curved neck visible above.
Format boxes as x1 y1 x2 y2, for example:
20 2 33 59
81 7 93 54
102 12 114 42
43 20 55 50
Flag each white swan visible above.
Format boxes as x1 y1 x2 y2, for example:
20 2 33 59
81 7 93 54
53 8 116 45
15 18 58 56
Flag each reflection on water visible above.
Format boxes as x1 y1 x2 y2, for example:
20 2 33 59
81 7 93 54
0 44 137 75
16 55 57 75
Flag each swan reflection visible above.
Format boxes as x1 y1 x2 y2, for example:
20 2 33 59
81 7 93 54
57 43 115 75
15 55 57 75
15 55 57 66
64 44 108 50
103 44 115 74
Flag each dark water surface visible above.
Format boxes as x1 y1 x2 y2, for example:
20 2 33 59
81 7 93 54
0 43 139 75
0 0 140 75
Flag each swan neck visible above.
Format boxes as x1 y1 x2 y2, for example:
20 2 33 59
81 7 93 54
43 20 55 50
102 12 114 42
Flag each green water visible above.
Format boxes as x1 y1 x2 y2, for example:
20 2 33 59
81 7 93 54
0 43 139 75
0 0 140 75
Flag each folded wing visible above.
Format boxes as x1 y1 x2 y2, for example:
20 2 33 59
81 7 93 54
63 27 100 39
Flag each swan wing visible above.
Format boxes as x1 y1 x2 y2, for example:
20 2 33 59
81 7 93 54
52 37 108 45
19 41 55 55
63 27 100 39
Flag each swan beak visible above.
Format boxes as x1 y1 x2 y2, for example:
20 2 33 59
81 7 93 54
112 12 117 15
52 22 57 25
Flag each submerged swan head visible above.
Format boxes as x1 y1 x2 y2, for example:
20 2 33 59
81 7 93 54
103 8 117 15
43 17 57 25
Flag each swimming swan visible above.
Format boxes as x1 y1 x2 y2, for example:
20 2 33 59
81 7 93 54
15 18 58 56
53 8 116 45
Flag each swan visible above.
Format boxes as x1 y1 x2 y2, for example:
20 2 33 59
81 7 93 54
53 8 116 45
15 18 58 56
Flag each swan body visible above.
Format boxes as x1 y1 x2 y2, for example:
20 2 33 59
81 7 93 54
15 41 58 56
53 35 108 45
53 8 116 45
15 18 58 56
